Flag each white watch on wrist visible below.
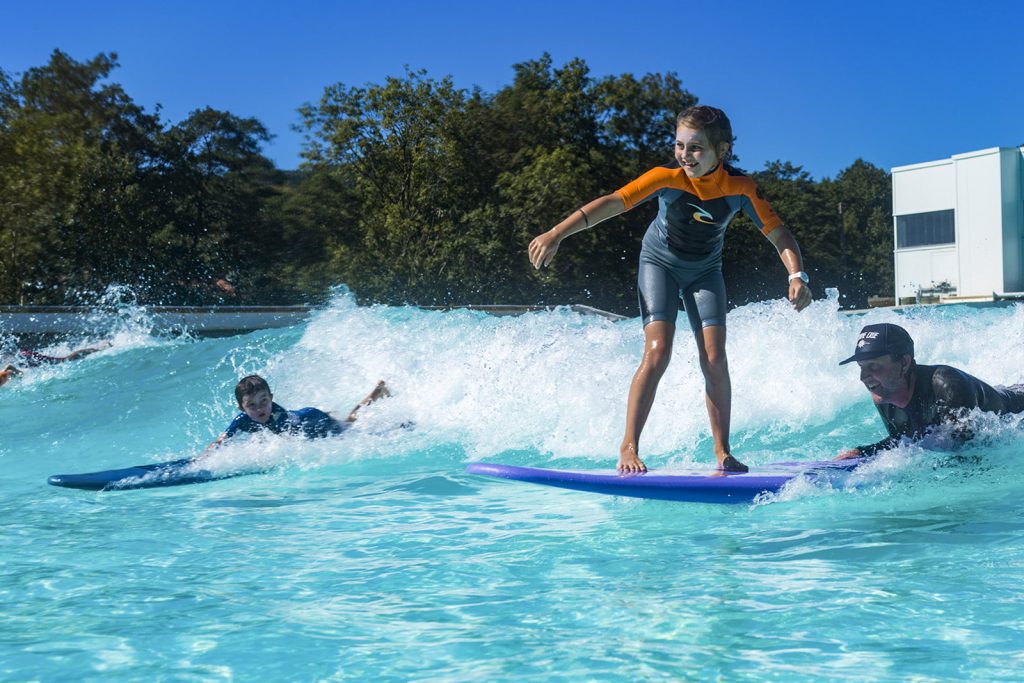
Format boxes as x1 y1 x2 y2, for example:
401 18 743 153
788 271 809 283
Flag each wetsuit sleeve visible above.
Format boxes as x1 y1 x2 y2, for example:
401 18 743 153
614 167 677 210
855 437 900 458
855 404 903 456
738 182 784 236
930 367 992 445
997 384 1024 413
224 413 251 438
931 368 981 415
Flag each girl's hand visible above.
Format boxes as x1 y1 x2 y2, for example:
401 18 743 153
789 280 812 311
528 231 560 269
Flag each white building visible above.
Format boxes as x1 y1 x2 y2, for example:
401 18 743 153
891 146 1024 303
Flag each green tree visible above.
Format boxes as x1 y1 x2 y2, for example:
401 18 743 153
1 51 898 311
719 158 893 310
594 71 696 178
721 160 829 306
0 51 282 305
294 55 705 312
483 57 699 312
299 67 481 302
148 107 276 302
0 51 161 303
821 159 893 304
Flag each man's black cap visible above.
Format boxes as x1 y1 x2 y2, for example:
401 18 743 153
839 323 915 365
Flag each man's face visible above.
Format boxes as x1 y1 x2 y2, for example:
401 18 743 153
240 390 273 424
857 354 909 401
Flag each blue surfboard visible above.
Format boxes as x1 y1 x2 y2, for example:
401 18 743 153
47 458 262 491
466 458 863 504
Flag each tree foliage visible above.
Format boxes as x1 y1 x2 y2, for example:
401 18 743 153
0 51 895 310
0 51 279 304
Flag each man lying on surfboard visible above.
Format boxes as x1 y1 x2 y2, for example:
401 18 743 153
201 374 391 455
836 323 1024 459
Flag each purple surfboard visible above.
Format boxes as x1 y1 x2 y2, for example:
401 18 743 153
466 459 863 504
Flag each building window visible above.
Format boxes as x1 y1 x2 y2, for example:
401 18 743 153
896 209 955 248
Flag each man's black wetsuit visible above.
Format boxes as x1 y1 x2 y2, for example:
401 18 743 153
857 364 1024 455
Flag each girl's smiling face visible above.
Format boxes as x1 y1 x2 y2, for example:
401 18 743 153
674 125 727 178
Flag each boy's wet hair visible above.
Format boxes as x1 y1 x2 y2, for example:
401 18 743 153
676 105 734 162
235 374 271 407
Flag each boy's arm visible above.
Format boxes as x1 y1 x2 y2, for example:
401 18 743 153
346 380 391 422
196 432 231 459
198 412 244 458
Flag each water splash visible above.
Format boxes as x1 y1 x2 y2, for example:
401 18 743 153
214 290 1024 470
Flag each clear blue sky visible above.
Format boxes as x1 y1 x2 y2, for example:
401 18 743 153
3 0 1022 179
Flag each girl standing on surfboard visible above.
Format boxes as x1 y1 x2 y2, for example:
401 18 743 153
528 105 812 473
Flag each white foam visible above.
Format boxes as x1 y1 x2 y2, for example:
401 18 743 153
232 289 1022 466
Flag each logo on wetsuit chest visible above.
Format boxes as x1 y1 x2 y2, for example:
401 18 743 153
687 203 717 225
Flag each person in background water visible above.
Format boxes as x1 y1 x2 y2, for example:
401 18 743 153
836 323 1024 459
16 344 110 366
202 374 391 454
0 364 20 387
529 105 812 473
0 342 111 388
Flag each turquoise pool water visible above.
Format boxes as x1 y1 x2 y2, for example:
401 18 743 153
2 290 1023 681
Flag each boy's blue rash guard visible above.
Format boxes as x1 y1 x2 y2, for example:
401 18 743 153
224 402 349 439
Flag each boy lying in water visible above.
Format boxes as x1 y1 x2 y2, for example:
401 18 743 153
202 374 391 454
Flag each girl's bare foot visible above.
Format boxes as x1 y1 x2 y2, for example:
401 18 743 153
618 442 647 474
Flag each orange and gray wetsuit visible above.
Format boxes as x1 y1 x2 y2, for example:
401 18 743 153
615 161 783 332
